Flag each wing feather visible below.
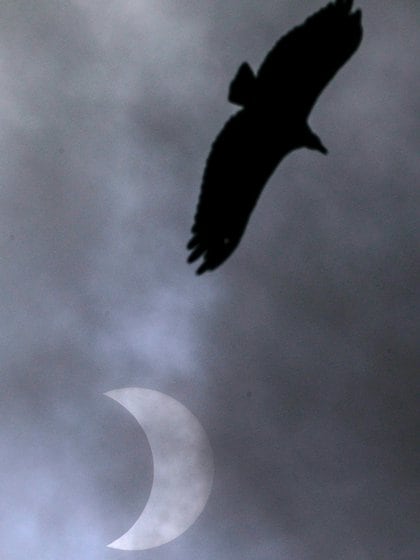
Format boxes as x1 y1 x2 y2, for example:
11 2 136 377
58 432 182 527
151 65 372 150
187 111 286 274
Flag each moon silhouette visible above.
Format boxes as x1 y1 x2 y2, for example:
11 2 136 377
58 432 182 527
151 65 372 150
104 388 214 551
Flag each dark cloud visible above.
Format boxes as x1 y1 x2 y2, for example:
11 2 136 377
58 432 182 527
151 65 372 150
0 1 418 559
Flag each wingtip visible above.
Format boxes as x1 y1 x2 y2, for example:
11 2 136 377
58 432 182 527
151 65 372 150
186 238 197 250
336 0 353 11
351 8 363 40
353 8 362 23
196 263 208 275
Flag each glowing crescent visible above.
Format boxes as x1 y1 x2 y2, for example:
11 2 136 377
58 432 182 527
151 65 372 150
104 388 214 551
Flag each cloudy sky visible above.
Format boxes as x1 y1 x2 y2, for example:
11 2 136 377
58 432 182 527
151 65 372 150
0 1 418 559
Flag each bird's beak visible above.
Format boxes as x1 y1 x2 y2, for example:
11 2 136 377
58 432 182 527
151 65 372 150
305 130 328 155
313 136 328 155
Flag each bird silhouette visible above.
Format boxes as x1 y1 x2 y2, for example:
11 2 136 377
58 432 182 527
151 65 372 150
187 0 363 274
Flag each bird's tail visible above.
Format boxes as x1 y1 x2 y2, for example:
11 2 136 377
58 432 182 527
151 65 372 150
228 62 256 107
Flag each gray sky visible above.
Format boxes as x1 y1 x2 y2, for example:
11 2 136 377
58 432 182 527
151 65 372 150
0 1 418 559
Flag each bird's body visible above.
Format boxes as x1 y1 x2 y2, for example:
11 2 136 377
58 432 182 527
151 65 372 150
188 0 363 274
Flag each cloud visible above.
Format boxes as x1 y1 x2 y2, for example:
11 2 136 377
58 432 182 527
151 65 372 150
0 1 418 559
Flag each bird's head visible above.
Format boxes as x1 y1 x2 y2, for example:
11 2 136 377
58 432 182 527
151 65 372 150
303 126 328 155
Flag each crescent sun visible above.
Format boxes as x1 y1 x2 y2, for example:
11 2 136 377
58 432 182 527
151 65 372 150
104 388 214 551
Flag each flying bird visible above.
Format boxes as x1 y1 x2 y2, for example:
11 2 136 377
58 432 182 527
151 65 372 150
187 0 363 274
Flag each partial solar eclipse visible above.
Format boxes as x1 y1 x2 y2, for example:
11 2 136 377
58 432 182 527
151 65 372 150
104 388 214 551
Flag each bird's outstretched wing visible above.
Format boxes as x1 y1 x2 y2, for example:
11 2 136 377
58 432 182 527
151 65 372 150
255 0 362 117
187 111 282 275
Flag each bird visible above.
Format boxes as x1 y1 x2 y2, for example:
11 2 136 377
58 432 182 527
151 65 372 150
187 0 363 275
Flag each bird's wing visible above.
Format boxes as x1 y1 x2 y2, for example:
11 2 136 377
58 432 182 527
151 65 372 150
187 111 278 275
256 0 363 117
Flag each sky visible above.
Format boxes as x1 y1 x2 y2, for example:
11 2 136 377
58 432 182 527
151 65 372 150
0 1 419 559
